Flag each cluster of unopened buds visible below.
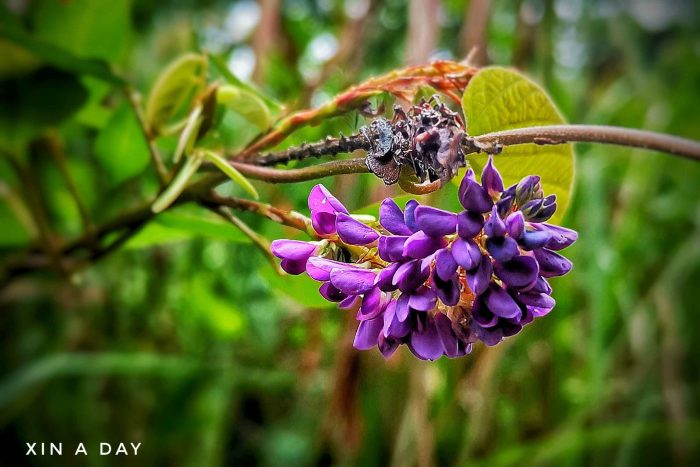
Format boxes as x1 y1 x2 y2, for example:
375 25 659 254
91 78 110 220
271 157 577 360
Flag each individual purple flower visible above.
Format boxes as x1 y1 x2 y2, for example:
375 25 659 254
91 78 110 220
271 157 577 361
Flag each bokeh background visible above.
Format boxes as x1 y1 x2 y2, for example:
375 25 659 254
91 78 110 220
1 0 699 465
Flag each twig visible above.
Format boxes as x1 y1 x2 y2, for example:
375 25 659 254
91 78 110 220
203 193 312 235
208 205 282 272
225 159 370 183
252 133 369 166
43 134 96 243
466 124 700 161
124 86 169 185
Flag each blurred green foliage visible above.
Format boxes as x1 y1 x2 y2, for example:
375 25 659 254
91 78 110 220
1 0 699 466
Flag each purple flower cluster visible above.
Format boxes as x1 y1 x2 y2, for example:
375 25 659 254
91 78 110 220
271 157 577 360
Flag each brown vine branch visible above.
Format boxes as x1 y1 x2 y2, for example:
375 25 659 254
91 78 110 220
467 125 700 161
253 133 368 166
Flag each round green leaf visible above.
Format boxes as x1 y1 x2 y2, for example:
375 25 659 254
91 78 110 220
460 67 575 224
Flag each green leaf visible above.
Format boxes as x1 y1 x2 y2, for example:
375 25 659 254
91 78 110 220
0 38 41 79
145 53 207 133
94 104 151 184
125 207 250 249
201 150 259 200
460 67 575 224
217 84 273 132
33 0 131 62
0 67 88 148
173 106 203 163
209 53 282 110
0 24 123 84
151 151 204 214
260 264 333 309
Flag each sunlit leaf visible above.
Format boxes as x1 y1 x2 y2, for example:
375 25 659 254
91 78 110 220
151 151 204 214
217 84 273 132
33 0 131 62
260 264 335 309
94 104 151 184
125 208 250 249
145 53 207 133
209 53 282 110
0 24 124 84
460 67 575 224
201 149 259 200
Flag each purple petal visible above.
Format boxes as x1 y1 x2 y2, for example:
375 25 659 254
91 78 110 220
481 156 504 197
520 229 552 250
484 205 506 237
378 235 409 262
434 248 458 281
472 299 499 327
336 213 380 246
516 292 555 309
392 259 430 293
494 255 539 289
500 319 523 337
466 255 493 295
486 236 519 263
473 323 504 346
515 176 541 204
330 268 376 295
527 276 552 294
404 199 419 231
497 195 515 218
485 284 521 319
457 210 484 239
534 223 578 250
451 238 482 270
533 248 573 277
383 300 411 339
434 312 459 357
530 306 552 318
505 212 525 239
378 334 399 358
270 239 317 261
458 172 493 213
395 293 411 322
311 211 337 235
339 295 361 309
414 206 458 237
409 317 443 361
280 259 307 275
379 199 413 235
408 286 437 311
308 184 348 214
375 262 400 292
353 315 383 350
357 286 384 320
306 257 354 281
431 271 460 306
403 231 446 259
319 282 347 302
